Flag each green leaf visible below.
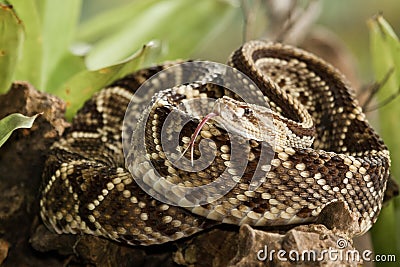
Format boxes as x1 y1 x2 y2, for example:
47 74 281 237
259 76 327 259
44 52 86 93
53 41 161 119
0 113 41 148
80 0 237 70
9 0 81 91
369 15 400 100
368 15 400 265
76 0 161 43
40 0 81 91
9 0 43 89
0 3 24 93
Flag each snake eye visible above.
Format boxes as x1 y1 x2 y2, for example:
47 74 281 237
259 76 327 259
244 108 252 115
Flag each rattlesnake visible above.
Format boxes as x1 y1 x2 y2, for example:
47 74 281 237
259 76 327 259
40 40 391 246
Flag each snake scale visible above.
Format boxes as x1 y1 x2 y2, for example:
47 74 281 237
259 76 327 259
40 40 391 246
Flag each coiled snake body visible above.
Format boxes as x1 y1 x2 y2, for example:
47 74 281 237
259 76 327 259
40 41 391 246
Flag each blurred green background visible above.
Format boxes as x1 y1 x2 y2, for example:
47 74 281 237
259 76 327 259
81 0 400 77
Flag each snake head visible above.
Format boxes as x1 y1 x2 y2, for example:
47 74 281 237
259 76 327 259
178 96 277 165
211 96 315 149
212 96 277 144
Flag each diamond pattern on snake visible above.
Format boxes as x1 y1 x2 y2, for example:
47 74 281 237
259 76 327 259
40 40 391 246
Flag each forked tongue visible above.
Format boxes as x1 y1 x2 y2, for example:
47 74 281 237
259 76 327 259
179 112 218 166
